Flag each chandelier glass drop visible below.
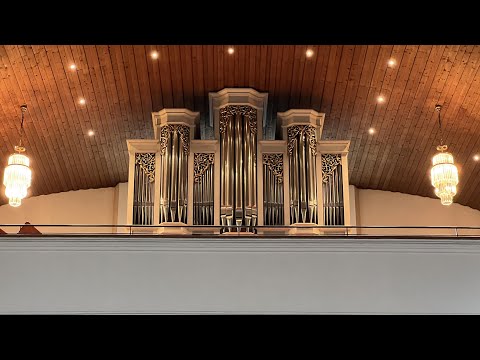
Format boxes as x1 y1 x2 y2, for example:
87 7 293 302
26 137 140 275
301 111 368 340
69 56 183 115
430 105 458 206
3 105 32 207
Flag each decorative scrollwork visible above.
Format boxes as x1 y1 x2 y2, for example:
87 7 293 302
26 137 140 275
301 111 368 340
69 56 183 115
219 105 257 135
135 153 155 183
194 153 215 183
321 154 342 183
287 125 317 156
177 125 190 154
263 153 283 183
159 125 190 155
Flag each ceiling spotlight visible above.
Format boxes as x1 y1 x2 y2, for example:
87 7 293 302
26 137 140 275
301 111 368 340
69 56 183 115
306 49 314 58
376 95 385 104
368 128 375 135
227 47 234 55
69 64 77 71
474 155 480 162
78 98 86 105
88 130 95 137
150 50 159 60
387 58 396 67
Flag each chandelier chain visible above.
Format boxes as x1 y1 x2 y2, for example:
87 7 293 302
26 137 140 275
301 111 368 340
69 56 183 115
435 104 443 146
19 104 27 148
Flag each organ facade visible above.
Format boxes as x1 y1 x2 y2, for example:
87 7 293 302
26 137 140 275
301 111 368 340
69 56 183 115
126 88 350 234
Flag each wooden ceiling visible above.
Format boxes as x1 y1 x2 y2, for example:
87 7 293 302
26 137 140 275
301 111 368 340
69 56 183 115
1 45 480 209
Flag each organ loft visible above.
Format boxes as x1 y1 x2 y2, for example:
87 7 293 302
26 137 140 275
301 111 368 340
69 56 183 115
126 88 351 234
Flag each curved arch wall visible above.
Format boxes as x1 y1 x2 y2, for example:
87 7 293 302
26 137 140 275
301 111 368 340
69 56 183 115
0 183 128 234
350 186 480 235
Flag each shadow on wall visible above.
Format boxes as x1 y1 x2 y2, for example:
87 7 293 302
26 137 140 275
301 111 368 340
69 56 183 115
0 222 42 235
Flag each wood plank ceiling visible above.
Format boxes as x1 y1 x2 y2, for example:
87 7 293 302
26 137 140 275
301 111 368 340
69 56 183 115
1 45 480 209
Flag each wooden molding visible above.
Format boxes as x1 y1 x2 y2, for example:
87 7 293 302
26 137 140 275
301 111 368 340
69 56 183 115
278 109 325 140
208 88 269 128
151 109 200 140
126 140 160 155
317 140 351 154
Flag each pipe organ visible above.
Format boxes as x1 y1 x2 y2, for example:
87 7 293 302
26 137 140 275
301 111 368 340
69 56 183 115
127 89 351 234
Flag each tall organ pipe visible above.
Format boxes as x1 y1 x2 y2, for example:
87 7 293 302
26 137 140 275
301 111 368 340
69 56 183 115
235 113 243 228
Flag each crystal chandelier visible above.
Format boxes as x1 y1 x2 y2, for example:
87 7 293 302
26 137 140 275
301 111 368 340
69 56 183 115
430 105 458 206
3 105 32 207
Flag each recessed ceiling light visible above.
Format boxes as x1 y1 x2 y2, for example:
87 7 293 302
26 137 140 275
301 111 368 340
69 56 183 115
227 47 234 55
78 98 86 105
150 50 159 60
69 64 77 71
376 95 385 104
306 49 314 58
368 128 375 135
474 154 480 162
387 58 396 67
88 130 95 137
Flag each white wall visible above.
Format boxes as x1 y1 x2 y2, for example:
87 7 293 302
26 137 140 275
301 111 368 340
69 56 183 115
113 183 128 228
0 183 128 233
1 186 480 314
1 183 479 235
1 237 480 314
351 186 480 236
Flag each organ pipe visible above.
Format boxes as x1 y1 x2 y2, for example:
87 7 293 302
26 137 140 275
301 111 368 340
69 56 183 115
159 125 190 223
194 153 214 225
321 154 344 226
287 125 318 224
219 105 257 232
133 153 155 225
263 154 284 225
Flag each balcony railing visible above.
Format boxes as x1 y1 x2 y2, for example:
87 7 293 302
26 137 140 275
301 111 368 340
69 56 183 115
1 224 480 237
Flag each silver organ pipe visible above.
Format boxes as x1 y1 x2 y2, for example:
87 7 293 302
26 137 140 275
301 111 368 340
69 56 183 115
298 132 307 222
235 113 243 228
193 153 214 225
264 163 270 224
251 126 257 228
322 154 344 226
159 125 190 223
133 153 155 225
219 105 258 232
244 115 251 228
170 131 178 221
263 154 284 225
290 145 298 224
226 116 234 230
307 138 317 224
287 125 318 224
